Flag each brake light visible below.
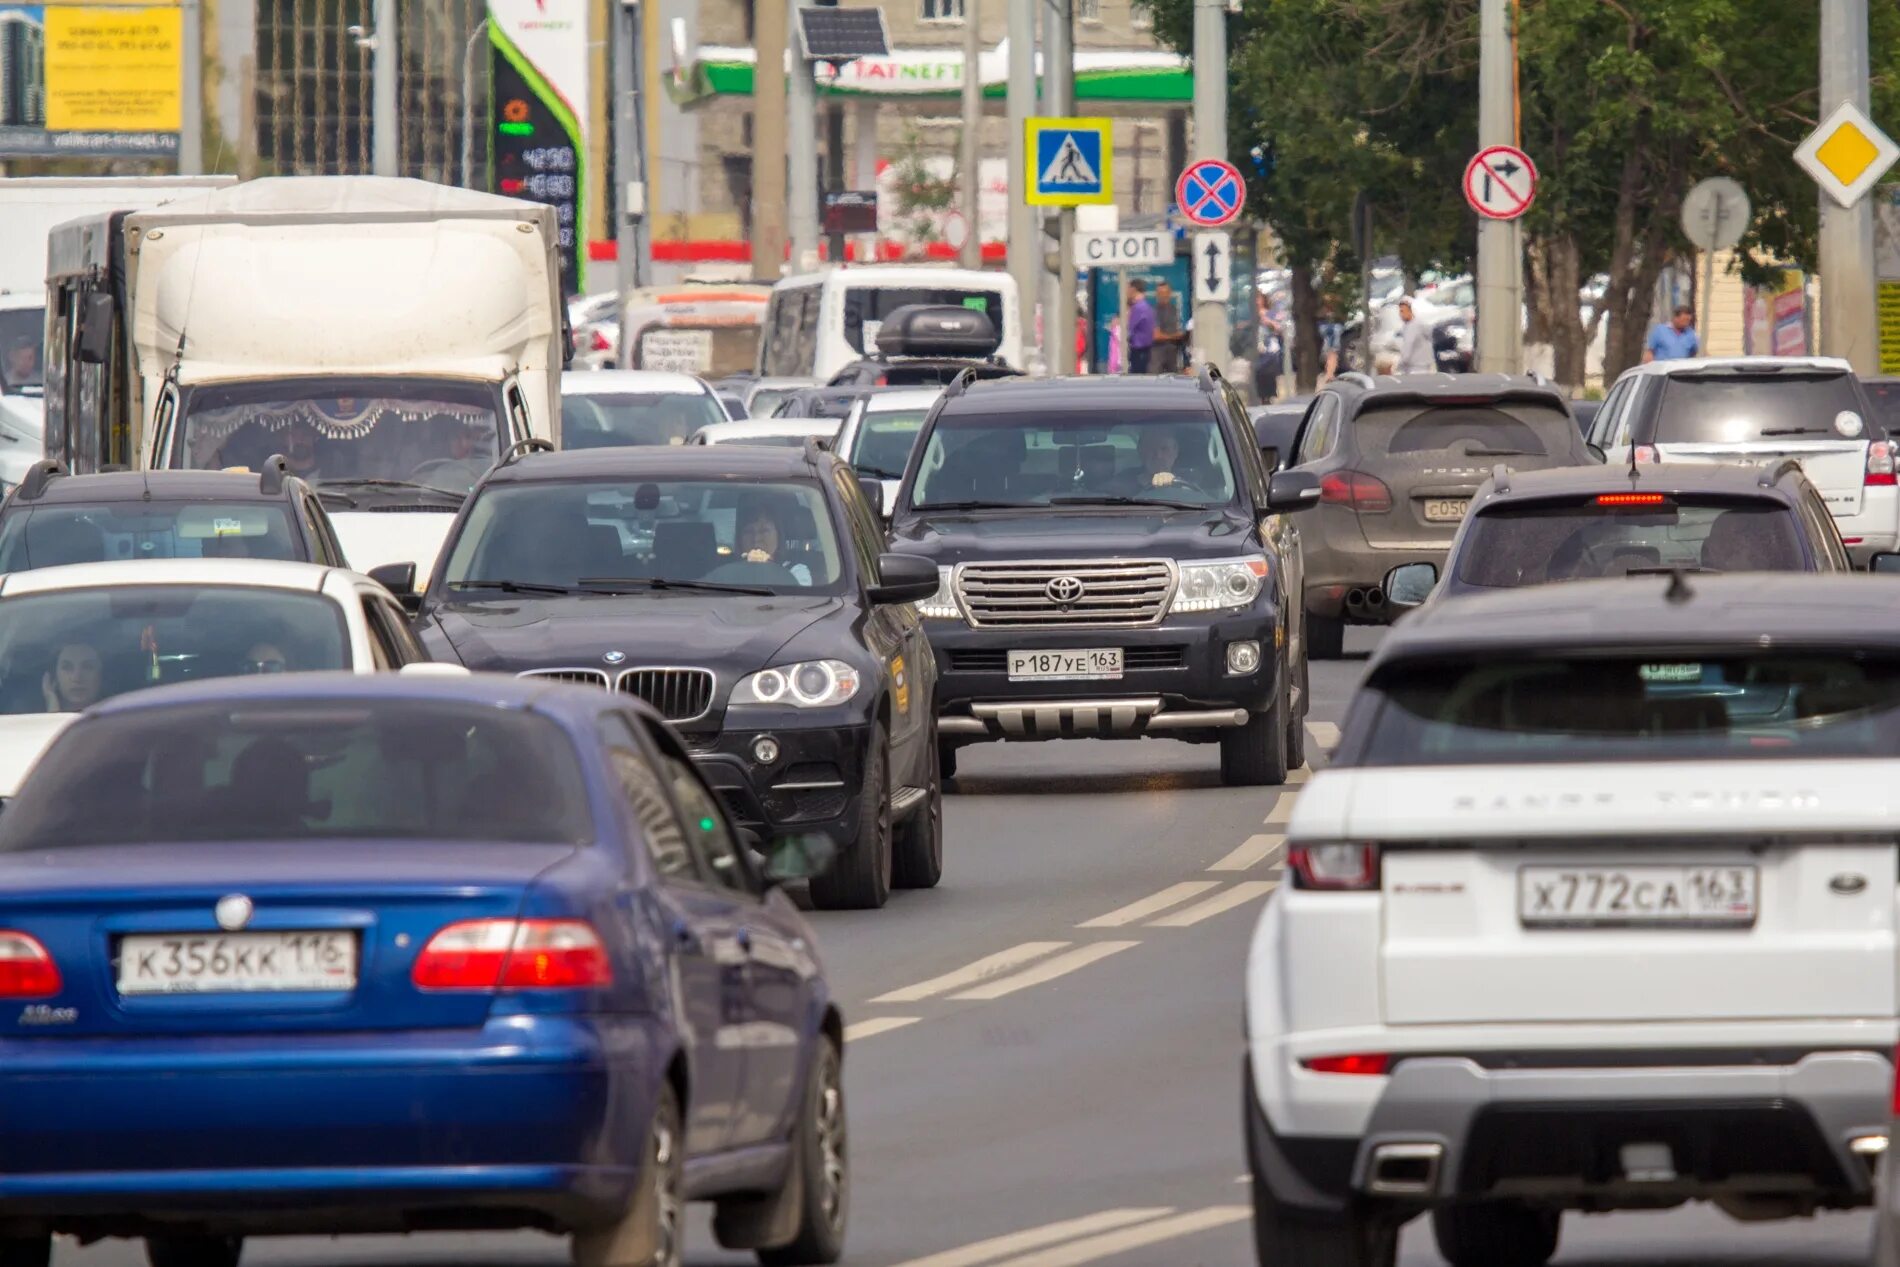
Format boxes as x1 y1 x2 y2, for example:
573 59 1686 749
1868 440 1895 487
1303 1053 1390 1076
1596 493 1667 507
1633 445 1658 464
590 329 611 353
1288 843 1381 891
0 932 60 998
1318 470 1393 514
412 919 613 990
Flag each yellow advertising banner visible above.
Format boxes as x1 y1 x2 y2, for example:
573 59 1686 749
43 5 183 133
1880 282 1900 375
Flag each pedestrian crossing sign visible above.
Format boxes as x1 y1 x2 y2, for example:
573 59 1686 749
1026 117 1114 207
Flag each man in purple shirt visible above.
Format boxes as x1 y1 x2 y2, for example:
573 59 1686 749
1125 280 1156 374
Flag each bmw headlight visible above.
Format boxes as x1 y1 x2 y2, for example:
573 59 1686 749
913 566 961 620
731 659 862 708
1171 556 1269 614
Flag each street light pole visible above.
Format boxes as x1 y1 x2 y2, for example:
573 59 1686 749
1474 0 1523 373
1819 0 1877 370
754 0 790 281
1191 0 1228 373
1044 0 1074 376
179 0 203 174
372 0 399 176
1005 0 1038 370
959 0 983 270
788 4 822 272
460 19 489 190
615 1 647 304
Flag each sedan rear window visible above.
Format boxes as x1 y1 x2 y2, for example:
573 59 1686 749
1353 402 1575 460
0 701 593 849
1359 653 1900 766
0 502 300 570
1455 499 1807 587
1653 373 1869 444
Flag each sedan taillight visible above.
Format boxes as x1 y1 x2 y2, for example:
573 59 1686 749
412 919 613 990
1287 844 1381 891
0 931 60 998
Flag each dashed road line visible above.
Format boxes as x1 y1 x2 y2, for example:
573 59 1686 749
949 940 1140 1001
886 1209 1176 1267
1078 881 1221 928
1208 833 1284 873
987 1204 1251 1266
844 1016 922 1043
1147 880 1279 928
1307 721 1340 750
1286 765 1313 785
1264 794 1298 825
869 942 1071 1004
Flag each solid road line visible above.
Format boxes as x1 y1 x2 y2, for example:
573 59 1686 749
886 1209 1176 1267
1208 833 1284 872
1148 880 1279 928
986 1204 1251 1266
1077 881 1221 928
1307 721 1341 750
869 942 1070 1004
948 941 1140 1001
1264 794 1299 825
842 1016 922 1043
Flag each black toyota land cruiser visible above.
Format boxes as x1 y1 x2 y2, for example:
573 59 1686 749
888 368 1321 787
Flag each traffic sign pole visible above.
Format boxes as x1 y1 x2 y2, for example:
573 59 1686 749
1475 0 1523 375
1006 0 1038 372
1192 0 1230 373
1819 0 1877 371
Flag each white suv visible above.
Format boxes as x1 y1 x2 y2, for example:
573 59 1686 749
1245 573 1897 1267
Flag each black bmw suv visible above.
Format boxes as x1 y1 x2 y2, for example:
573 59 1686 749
407 443 943 910
888 368 1321 787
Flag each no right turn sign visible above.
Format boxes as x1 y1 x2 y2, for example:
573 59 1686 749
1463 145 1538 221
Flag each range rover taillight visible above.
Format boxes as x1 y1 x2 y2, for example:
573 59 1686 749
1287 844 1381 891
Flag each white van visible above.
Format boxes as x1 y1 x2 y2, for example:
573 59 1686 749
758 266 1022 384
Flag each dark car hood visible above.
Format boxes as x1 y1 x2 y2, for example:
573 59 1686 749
431 592 841 675
891 506 1256 564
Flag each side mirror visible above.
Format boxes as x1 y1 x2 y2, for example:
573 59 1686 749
1384 562 1439 612
869 552 940 605
1586 443 1607 463
75 293 116 365
1870 552 1900 574
856 475 885 518
761 831 840 886
1266 470 1322 513
367 561 420 612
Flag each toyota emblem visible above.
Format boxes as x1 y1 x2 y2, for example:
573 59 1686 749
603 650 627 665
214 894 254 932
1045 575 1087 606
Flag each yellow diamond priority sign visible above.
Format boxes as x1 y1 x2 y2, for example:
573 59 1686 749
1795 101 1900 208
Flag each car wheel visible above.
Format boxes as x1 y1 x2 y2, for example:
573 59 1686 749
892 738 943 890
937 738 958 784
1221 684 1289 787
1432 1202 1560 1267
572 1082 685 1267
1284 659 1308 772
1306 611 1345 661
0 1239 50 1267
1251 1175 1395 1267
757 1036 848 1266
808 723 891 910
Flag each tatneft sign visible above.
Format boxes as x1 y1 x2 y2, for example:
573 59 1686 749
0 3 183 157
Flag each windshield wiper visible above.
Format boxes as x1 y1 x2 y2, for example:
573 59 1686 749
319 477 467 500
1045 494 1206 511
446 579 581 596
578 577 777 597
1757 427 1828 437
855 467 902 479
1461 447 1537 457
1622 566 1710 577
914 499 1026 512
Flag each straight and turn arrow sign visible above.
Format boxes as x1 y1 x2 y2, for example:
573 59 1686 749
1192 231 1232 304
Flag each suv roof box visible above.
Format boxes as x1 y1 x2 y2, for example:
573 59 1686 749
874 304 1001 360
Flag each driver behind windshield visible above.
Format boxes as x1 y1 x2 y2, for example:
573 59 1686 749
1117 427 1184 493
730 500 813 586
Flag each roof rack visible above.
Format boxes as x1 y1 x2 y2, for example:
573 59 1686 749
499 437 556 467
1491 462 1511 495
942 366 979 400
1195 361 1224 393
257 453 290 496
1335 371 1375 390
16 460 63 503
1760 457 1802 488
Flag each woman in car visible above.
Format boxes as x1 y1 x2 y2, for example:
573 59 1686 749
731 502 813 586
42 640 104 713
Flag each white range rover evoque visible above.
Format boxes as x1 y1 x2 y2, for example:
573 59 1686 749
1245 573 1900 1267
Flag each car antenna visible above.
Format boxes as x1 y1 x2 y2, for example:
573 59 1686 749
1664 567 1694 605
1627 437 1641 481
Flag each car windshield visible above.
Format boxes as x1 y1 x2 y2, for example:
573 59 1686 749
0 502 301 571
848 408 930 479
1653 373 1869 444
1454 499 1808 586
177 377 503 495
0 701 592 848
0 306 42 393
562 391 727 450
843 287 1004 355
1352 401 1575 459
440 479 845 594
910 409 1239 509
1360 652 1900 765
0 586 348 716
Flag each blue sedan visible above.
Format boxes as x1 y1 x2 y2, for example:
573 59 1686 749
0 673 848 1267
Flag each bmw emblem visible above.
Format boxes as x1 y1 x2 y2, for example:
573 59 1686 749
215 894 254 932
603 651 627 666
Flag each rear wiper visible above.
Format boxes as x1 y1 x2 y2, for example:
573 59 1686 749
579 577 777 597
319 477 467 500
446 579 580 596
914 500 1025 511
1757 427 1828 436
1046 494 1205 511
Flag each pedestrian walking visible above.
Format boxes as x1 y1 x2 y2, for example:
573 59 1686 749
1253 296 1285 403
1106 316 1124 375
1643 305 1700 362
1152 281 1186 374
1393 295 1435 374
1125 281 1156 375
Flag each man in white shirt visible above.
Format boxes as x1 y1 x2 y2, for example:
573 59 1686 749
1393 296 1435 374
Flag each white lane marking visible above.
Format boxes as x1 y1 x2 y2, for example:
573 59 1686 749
949 940 1140 1001
886 1209 1176 1267
843 1016 922 1043
1207 834 1284 873
869 942 1070 1004
986 1205 1251 1266
1287 766 1312 784
1308 721 1340 749
1077 881 1221 928
1148 880 1279 928
1264 793 1299 825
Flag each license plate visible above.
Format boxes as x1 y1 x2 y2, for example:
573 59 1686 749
1007 648 1123 681
118 931 358 995
1422 499 1469 523
1518 865 1758 928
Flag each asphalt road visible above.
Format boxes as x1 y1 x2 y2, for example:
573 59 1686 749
56 629 1876 1267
